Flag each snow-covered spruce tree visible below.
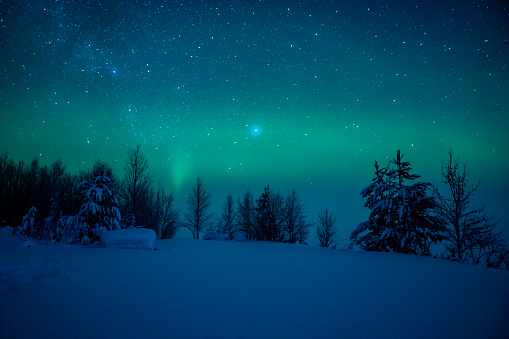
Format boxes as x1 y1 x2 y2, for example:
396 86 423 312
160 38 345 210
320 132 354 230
77 175 121 244
351 151 444 255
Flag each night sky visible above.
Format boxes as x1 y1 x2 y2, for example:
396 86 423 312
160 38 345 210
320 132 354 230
1 0 508 238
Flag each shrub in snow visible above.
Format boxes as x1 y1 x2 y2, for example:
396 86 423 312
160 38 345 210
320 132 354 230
54 215 80 244
351 151 445 255
123 214 136 229
232 231 247 241
41 190 71 242
101 228 156 250
19 207 37 238
77 176 121 244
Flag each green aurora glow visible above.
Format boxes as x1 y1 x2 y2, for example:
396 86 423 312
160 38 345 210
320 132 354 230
1 1 508 236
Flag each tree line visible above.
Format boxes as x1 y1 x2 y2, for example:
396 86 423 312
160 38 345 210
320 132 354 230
0 146 507 269
0 144 322 246
184 180 312 244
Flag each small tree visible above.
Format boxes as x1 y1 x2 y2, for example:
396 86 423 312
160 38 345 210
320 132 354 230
156 188 179 239
269 191 285 242
284 190 310 244
351 151 444 255
43 189 70 241
120 143 153 228
183 177 213 239
236 191 256 240
218 194 236 238
255 185 284 242
433 150 502 263
316 208 337 248
77 176 121 244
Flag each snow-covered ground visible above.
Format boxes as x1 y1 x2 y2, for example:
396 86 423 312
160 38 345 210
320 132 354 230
1 227 508 339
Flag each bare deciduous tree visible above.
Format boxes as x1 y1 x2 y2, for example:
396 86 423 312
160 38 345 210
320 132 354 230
183 177 213 239
284 189 309 244
236 191 256 240
151 186 179 239
120 143 152 228
316 208 337 248
434 150 501 262
218 194 236 238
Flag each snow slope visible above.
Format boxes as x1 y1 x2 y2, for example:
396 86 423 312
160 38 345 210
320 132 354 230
1 227 508 339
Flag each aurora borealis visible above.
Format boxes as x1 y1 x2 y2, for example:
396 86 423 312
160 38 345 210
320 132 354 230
1 0 508 236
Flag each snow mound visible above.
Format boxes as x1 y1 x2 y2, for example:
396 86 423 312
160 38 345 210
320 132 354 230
19 240 36 248
202 232 228 240
101 229 156 250
232 231 247 241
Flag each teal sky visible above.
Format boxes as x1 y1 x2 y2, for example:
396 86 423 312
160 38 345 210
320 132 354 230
1 0 508 238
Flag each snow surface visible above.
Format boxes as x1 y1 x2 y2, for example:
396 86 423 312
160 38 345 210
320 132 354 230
101 228 156 250
1 226 508 338
202 232 228 240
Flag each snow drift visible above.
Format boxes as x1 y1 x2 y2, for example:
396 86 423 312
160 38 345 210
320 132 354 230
1 227 508 338
100 228 156 250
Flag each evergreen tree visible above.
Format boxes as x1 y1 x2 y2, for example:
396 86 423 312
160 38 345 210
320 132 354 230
77 175 121 244
351 151 444 255
256 185 276 241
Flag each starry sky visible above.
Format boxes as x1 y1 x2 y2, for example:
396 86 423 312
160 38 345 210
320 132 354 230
1 0 508 238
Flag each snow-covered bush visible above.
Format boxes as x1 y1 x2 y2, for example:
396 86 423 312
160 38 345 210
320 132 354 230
19 206 37 238
41 190 70 242
77 176 121 244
